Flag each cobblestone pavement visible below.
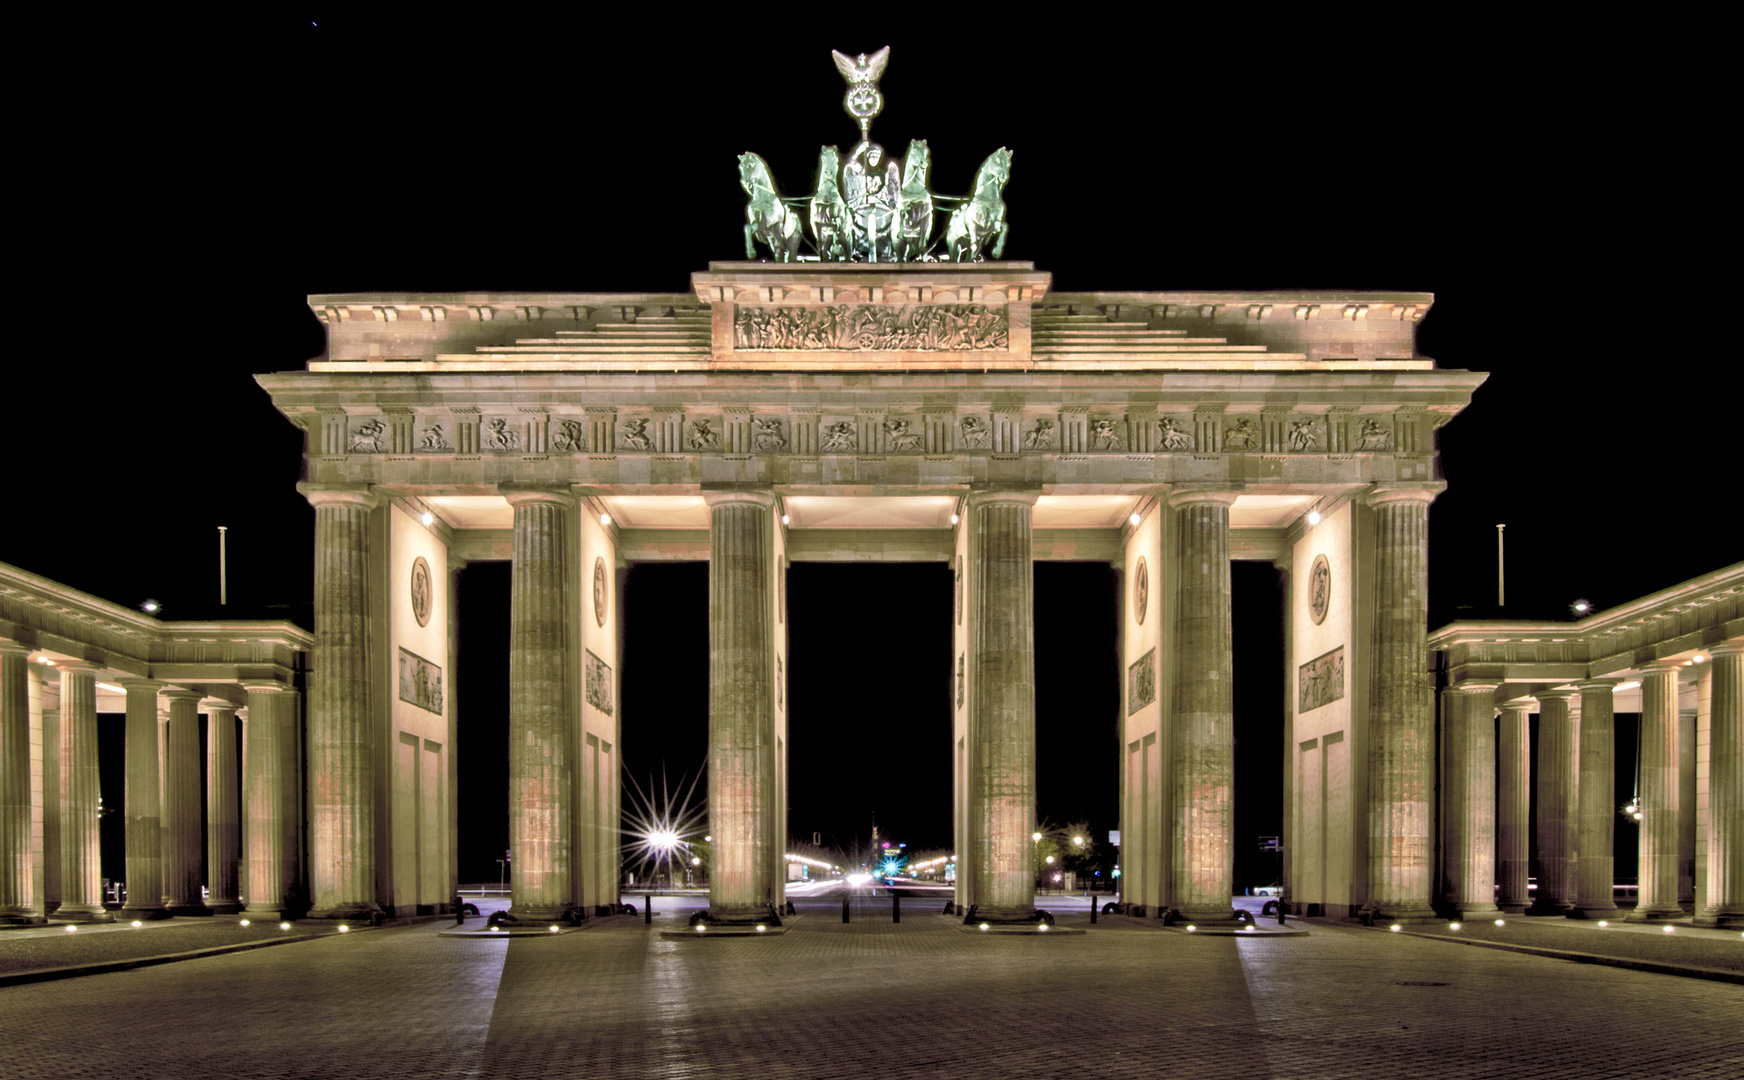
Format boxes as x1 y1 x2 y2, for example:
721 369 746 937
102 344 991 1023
1 897 1739 1079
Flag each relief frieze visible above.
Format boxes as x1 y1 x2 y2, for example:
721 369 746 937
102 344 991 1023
1127 649 1156 715
1298 646 1344 714
585 649 614 716
483 418 521 451
733 304 1008 351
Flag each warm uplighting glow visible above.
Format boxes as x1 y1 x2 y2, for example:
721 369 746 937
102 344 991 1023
979 923 990 931
1307 510 1322 526
489 926 500 932
279 922 291 931
951 513 960 525
1186 925 1196 932
1597 920 1609 927
1038 924 1049 932
1494 919 1506 926
1448 922 1461 930
756 925 766 932
37 656 52 664
599 512 611 526
97 683 124 693
1632 812 1644 821
1389 924 1402 932
549 925 561 933
1693 654 1705 663
1662 925 1676 934
64 925 77 933
130 920 142 928
695 925 706 933
1242 924 1255 931
239 919 250 927
1129 512 1141 526
1615 681 1640 692
338 925 350 933
420 511 434 526
780 514 790 525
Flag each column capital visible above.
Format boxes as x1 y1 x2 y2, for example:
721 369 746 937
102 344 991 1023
1499 696 1537 711
0 641 31 659
1365 482 1446 509
1166 484 1243 509
55 661 99 675
1640 660 1684 676
160 687 204 705
1576 677 1623 692
963 488 1039 510
200 697 241 714
114 677 167 694
1450 681 1499 695
1708 639 1744 659
500 484 577 509
241 681 289 697
701 488 778 510
297 482 379 511
1537 686 1580 702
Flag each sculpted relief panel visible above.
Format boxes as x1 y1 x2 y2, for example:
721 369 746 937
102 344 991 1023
1127 649 1156 715
1298 646 1344 714
398 648 444 715
733 304 1008 351
585 650 614 716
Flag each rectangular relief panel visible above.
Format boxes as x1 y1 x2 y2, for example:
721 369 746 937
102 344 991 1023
1297 645 1345 715
1127 648 1156 714
398 648 444 714
585 650 615 716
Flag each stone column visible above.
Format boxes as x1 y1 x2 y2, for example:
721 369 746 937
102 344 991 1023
0 643 42 923
204 699 242 914
1365 484 1443 921
160 689 205 915
1168 487 1239 923
300 483 380 920
1630 662 1684 921
1695 641 1743 927
53 663 109 921
504 487 575 923
1678 706 1696 911
116 679 170 920
242 686 291 919
1496 698 1533 914
1529 688 1579 915
1570 679 1621 919
705 490 781 923
1441 682 1499 919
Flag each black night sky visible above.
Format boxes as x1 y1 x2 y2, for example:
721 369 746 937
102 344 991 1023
14 18 1733 887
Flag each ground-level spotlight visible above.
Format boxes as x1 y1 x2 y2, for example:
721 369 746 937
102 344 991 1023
1242 924 1255 932
549 925 560 933
695 925 706 933
1494 919 1506 926
1186 925 1197 932
1449 922 1461 931
489 926 500 932
1038 924 1049 932
1662 925 1676 934
64 925 77 933
756 925 767 932
239 919 250 927
979 923 990 931
131 920 143 928
338 924 350 933
1597 921 1609 928
279 922 291 931
1389 924 1402 932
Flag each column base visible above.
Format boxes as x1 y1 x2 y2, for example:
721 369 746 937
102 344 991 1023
1624 905 1684 922
241 904 286 921
1526 898 1574 916
1567 904 1622 921
1497 900 1528 914
206 900 243 915
1367 903 1439 924
1691 910 1744 929
118 905 174 921
50 906 114 923
0 913 47 926
306 901 382 921
1450 902 1500 920
960 904 1039 925
166 903 212 917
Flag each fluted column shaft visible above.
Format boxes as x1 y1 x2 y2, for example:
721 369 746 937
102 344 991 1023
303 484 380 919
1529 689 1579 914
1631 663 1683 920
53 664 108 920
243 687 290 918
1441 683 1499 917
1497 699 1532 913
1571 680 1621 918
706 491 781 921
1365 485 1441 919
161 690 205 913
118 679 169 918
1697 642 1744 926
0 645 40 922
205 701 242 913
965 491 1038 922
1169 488 1238 922
505 488 575 921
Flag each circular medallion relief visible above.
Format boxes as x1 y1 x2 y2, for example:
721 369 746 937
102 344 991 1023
1134 556 1149 625
1309 554 1331 626
593 556 608 627
410 556 432 628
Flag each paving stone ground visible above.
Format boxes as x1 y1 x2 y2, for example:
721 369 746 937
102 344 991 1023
1 894 1739 1079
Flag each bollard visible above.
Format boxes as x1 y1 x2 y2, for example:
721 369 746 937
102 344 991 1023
842 891 850 924
1090 893 1097 924
454 894 465 926
643 894 652 925
893 892 901 924
1277 901 1286 926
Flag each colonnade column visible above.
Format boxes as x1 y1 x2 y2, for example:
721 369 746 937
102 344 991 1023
503 487 575 923
705 490 781 923
1630 662 1684 921
52 663 108 921
1168 486 1238 923
242 685 291 919
204 699 242 914
1529 688 1579 915
1440 682 1499 919
161 689 205 914
301 483 380 920
1496 698 1533 913
1570 679 1621 919
1364 484 1442 920
0 644 41 923
117 679 169 920
1695 641 1744 927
